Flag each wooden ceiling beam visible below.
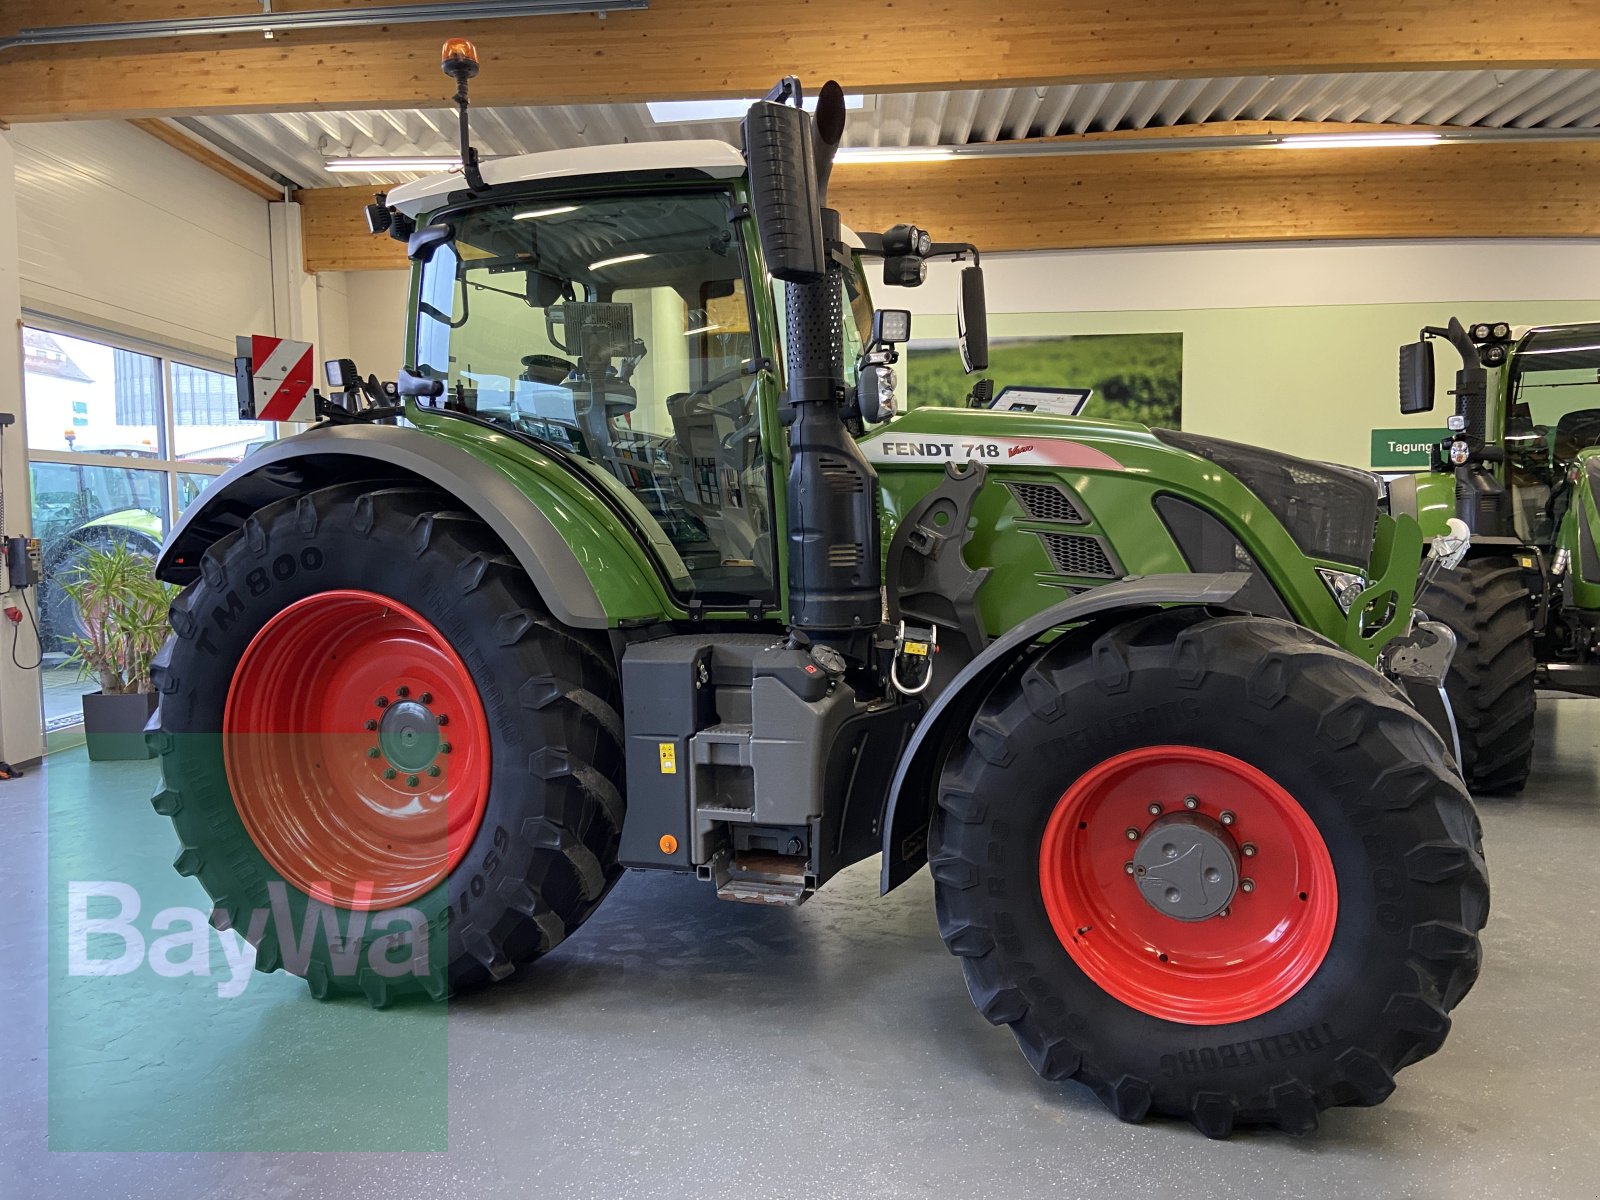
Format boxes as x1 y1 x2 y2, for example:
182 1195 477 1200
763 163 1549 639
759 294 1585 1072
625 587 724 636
294 132 1600 273
4 0 1600 121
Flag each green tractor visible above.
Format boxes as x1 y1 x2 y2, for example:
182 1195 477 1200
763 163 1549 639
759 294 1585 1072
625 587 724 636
1392 316 1600 792
147 50 1486 1136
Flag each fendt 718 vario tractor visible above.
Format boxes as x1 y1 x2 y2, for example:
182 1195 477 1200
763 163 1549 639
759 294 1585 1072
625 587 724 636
1394 316 1600 792
148 45 1486 1136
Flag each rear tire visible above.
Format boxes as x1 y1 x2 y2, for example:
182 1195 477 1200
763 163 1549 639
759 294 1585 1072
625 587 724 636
1418 555 1537 794
931 611 1487 1137
150 482 625 1003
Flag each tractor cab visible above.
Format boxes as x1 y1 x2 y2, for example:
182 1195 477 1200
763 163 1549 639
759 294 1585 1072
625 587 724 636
1498 323 1600 548
395 167 785 603
378 141 963 618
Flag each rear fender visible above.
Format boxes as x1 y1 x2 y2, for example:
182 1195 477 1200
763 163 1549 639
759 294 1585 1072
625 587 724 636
156 423 636 628
878 572 1252 893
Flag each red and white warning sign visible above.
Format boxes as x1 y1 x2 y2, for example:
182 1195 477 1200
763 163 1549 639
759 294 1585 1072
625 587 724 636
236 334 315 422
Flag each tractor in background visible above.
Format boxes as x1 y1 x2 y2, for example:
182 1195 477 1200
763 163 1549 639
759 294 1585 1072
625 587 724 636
146 43 1485 1136
1394 317 1600 791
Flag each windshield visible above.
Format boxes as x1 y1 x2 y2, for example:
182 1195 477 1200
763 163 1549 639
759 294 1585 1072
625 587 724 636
1510 324 1600 439
413 189 776 602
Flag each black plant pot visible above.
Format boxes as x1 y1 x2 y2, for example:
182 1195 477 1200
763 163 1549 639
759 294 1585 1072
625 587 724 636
81 690 159 761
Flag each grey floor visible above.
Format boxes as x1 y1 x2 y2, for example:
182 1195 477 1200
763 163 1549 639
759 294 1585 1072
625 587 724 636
4 699 1600 1198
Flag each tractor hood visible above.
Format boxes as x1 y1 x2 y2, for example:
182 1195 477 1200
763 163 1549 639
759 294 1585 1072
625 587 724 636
1152 430 1383 570
860 408 1383 571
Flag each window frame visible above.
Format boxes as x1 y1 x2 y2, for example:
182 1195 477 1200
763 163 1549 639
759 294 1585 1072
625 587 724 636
21 316 290 526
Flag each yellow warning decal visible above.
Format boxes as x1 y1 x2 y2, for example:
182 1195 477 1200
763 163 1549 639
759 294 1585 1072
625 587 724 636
659 742 677 774
903 641 929 656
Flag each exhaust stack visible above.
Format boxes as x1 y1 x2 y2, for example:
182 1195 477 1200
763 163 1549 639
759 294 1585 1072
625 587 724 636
743 80 882 659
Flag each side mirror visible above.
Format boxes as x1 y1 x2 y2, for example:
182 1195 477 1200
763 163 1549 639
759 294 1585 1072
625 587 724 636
1399 339 1435 414
871 309 911 346
407 223 454 264
958 264 989 374
742 98 825 282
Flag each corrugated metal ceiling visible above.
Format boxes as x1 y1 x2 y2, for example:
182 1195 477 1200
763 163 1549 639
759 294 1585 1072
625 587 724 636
179 67 1600 189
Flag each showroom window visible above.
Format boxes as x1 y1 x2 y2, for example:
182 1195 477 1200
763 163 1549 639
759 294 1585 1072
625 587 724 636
22 323 279 733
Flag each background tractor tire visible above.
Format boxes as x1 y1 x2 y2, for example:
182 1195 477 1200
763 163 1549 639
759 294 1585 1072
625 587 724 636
1418 555 1537 794
150 481 625 1004
930 611 1487 1137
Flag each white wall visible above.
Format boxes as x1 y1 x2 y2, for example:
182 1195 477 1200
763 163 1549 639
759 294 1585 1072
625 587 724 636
13 121 276 361
335 269 411 377
5 120 282 760
0 133 42 764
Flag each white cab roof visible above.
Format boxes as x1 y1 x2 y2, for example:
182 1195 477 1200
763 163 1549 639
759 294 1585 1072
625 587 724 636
387 140 747 217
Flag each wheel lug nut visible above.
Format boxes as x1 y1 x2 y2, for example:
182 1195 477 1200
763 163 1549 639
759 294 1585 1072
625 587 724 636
437 714 449 726
1240 878 1255 893
367 747 380 759
365 719 378 731
1147 803 1162 816
1242 843 1258 857
1124 861 1135 875
1219 906 1231 918
406 774 420 787
440 742 452 755
419 692 433 705
375 696 389 708
1219 810 1236 825
1125 827 1140 841
396 686 410 699
1183 795 1199 810
427 765 441 778
383 768 396 780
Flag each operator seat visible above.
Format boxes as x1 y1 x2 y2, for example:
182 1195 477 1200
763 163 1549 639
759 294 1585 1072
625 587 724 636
665 380 768 571
1545 409 1600 542
1555 409 1600 462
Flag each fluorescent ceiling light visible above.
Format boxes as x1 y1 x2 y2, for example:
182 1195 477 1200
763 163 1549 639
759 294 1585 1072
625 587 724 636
1277 132 1445 149
647 94 865 124
325 155 460 173
834 147 957 165
515 205 579 220
589 252 652 270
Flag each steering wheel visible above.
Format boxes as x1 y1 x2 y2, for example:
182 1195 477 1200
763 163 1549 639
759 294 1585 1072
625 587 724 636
521 353 575 385
680 366 752 416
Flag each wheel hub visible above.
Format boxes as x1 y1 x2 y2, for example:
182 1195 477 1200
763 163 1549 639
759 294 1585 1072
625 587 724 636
378 699 441 773
1131 813 1239 921
1038 745 1338 1025
222 589 491 911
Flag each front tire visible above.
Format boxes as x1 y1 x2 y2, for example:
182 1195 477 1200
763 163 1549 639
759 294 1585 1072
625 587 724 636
1418 555 1537 794
150 483 625 1003
931 612 1487 1136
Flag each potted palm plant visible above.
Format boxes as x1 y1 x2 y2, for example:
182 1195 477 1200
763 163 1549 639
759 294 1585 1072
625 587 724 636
62 541 175 760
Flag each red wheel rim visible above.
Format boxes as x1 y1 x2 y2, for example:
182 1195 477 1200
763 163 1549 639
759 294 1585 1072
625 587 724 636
223 589 491 910
1038 745 1337 1025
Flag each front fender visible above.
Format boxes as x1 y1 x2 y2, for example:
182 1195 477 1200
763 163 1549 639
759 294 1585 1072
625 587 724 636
156 423 616 627
878 572 1252 893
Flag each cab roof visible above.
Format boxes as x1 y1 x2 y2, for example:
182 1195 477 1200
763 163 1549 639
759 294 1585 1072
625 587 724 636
386 140 748 217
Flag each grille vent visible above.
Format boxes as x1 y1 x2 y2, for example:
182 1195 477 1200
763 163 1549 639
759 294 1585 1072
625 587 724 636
1039 532 1118 578
820 454 866 494
827 543 863 568
1009 482 1088 524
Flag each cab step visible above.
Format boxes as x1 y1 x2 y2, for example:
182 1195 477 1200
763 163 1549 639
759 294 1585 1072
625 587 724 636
714 851 811 907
